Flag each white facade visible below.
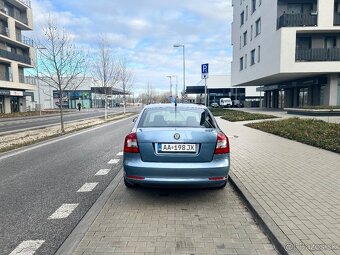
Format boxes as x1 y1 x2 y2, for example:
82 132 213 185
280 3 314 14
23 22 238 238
0 0 35 113
197 75 260 97
231 0 340 107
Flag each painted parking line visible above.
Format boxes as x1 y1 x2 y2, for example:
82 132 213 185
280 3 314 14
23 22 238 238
108 159 120 164
9 240 45 255
116 152 123 156
95 169 111 176
77 183 98 192
48 203 79 220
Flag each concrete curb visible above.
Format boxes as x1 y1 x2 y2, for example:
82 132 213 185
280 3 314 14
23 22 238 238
229 173 302 255
55 168 123 255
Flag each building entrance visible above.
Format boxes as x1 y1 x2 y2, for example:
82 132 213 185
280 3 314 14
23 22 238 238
10 96 20 112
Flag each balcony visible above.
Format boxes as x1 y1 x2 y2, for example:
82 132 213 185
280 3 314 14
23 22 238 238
0 8 28 25
0 27 9 37
0 70 12 82
19 75 36 84
335 13 340 25
0 48 31 65
17 0 31 8
16 35 34 47
277 13 317 28
296 48 340 61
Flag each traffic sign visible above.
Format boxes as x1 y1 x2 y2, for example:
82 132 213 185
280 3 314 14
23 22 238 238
201 63 209 79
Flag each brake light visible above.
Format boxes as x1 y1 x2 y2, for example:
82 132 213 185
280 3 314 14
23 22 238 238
124 132 139 153
214 132 230 154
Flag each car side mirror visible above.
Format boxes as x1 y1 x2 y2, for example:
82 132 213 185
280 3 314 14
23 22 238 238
132 117 137 123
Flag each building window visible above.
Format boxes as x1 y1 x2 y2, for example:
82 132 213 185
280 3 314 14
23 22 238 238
250 25 253 41
259 0 261 6
240 57 244 70
258 45 261 62
246 5 248 21
245 54 248 69
296 37 311 49
240 11 244 26
243 31 247 46
324 37 336 48
255 18 261 36
240 36 242 49
251 49 256 65
251 0 256 13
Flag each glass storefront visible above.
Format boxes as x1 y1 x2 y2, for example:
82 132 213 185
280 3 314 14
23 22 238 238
0 95 4 113
299 88 308 107
338 74 340 105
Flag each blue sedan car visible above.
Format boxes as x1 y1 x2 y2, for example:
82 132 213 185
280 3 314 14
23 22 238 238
123 104 230 188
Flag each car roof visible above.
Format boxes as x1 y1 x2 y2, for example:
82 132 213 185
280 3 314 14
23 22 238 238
143 103 207 109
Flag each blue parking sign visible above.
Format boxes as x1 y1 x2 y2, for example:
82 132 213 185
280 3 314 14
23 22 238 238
201 63 209 79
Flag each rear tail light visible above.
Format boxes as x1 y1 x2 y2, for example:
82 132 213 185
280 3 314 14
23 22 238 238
124 132 139 153
127 175 145 180
214 132 230 154
209 177 227 181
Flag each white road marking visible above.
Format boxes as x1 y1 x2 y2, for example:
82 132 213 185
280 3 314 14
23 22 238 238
117 152 123 156
95 169 110 176
108 159 120 164
48 203 79 219
77 182 98 192
9 240 45 255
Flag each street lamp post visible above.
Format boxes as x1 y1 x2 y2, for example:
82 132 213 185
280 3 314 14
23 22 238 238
166 75 173 100
173 44 185 102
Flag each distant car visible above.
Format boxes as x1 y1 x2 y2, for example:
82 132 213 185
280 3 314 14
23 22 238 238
210 102 219 108
123 104 230 188
232 100 244 108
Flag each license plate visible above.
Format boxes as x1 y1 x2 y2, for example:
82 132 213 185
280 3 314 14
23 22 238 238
159 143 196 153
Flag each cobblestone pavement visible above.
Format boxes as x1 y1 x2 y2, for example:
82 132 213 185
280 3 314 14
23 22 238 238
72 173 278 255
217 118 340 255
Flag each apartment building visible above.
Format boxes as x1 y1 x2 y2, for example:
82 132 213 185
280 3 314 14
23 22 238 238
0 0 35 113
231 0 340 108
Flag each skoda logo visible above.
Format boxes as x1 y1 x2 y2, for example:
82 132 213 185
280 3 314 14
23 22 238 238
174 133 180 140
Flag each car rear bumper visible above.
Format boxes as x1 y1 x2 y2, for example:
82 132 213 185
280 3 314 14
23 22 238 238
123 153 230 187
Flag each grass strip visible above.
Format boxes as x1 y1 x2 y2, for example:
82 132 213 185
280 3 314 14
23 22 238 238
209 108 277 122
246 118 340 153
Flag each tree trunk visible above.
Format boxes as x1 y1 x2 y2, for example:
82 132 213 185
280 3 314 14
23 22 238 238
59 95 65 134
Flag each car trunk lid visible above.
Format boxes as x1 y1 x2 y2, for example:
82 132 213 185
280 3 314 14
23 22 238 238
136 128 217 163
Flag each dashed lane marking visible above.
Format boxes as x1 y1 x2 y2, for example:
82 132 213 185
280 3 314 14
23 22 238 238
108 159 120 164
77 182 98 192
117 152 123 156
95 169 110 176
9 240 45 255
48 203 79 220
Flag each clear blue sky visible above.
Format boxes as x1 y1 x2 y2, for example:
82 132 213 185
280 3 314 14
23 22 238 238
29 0 233 94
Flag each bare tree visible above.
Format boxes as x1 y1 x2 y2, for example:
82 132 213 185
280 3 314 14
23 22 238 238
35 17 87 133
92 36 120 120
116 58 134 114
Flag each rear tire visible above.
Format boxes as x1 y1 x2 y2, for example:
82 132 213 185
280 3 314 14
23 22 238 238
124 177 134 188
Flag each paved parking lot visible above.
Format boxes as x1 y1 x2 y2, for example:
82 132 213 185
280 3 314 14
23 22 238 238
72 171 278 255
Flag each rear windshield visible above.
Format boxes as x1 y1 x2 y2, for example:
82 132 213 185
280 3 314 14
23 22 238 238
138 108 216 128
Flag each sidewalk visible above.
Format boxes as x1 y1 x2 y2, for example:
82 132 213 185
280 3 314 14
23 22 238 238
217 118 340 255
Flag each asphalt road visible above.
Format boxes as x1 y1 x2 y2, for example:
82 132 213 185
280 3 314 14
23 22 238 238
0 107 140 134
0 117 134 255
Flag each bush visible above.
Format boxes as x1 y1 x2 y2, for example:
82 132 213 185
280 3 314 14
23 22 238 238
246 118 340 153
